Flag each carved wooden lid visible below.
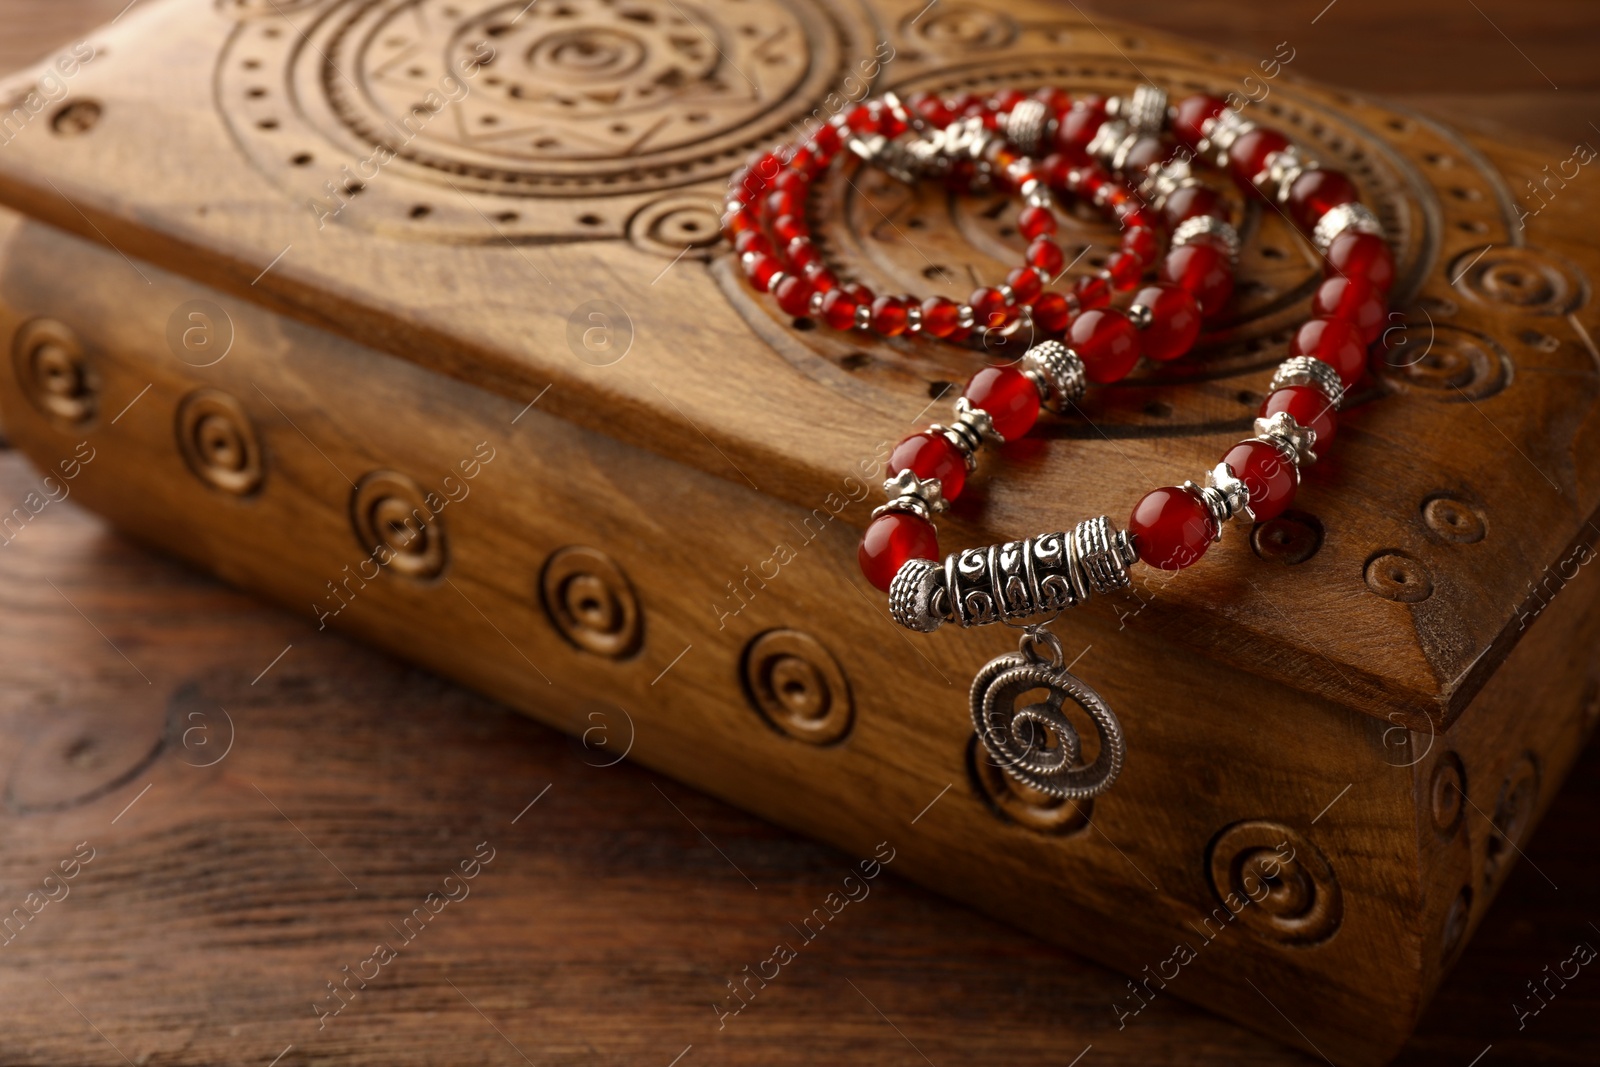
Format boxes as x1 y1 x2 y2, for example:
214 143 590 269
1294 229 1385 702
0 0 1595 729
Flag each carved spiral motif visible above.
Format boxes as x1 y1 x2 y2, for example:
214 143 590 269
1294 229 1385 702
176 389 265 496
1377 324 1512 402
969 652 1125 800
540 545 643 658
741 629 854 744
350 470 448 579
1451 245 1587 316
11 318 96 426
1208 820 1343 944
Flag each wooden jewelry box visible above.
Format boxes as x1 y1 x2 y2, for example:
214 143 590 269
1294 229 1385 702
1 0 1597 1062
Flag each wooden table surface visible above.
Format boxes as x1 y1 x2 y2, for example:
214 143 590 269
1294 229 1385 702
2 2 1598 1064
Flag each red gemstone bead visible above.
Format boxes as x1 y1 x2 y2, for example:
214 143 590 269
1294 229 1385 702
1132 284 1201 362
1173 95 1227 149
802 261 836 292
1006 267 1043 304
774 274 814 317
1074 272 1111 310
773 168 809 195
846 105 878 134
1223 439 1298 522
1313 276 1387 345
1019 204 1057 240
1161 242 1234 316
963 365 1041 440
1291 316 1367 386
1327 231 1396 293
1106 251 1143 292
859 512 940 593
785 236 819 270
810 122 842 156
1288 169 1359 231
969 286 1010 330
1260 386 1337 450
1128 486 1215 570
821 289 859 331
989 88 1025 113
1056 106 1105 161
890 431 967 501
1033 291 1071 335
870 295 909 336
1227 128 1291 186
1071 308 1140 384
722 207 757 238
1161 185 1227 230
763 188 800 220
734 230 772 257
909 92 953 127
920 296 960 339
743 252 779 292
1123 135 1168 173
1122 226 1158 263
771 213 805 245
1027 238 1065 275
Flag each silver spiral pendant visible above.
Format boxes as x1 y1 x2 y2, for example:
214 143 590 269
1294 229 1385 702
969 632 1126 800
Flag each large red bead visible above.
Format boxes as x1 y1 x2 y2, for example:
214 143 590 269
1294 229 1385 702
1173 95 1226 150
859 512 939 593
890 431 967 501
1327 231 1396 293
1028 238 1065 275
1288 169 1359 231
1070 308 1141 384
1019 205 1057 240
1128 487 1215 570
1290 317 1368 387
1161 184 1227 230
921 296 960 339
1227 128 1291 186
1161 242 1234 316
820 289 859 331
1312 276 1387 345
774 274 814 316
1222 439 1297 522
1132 284 1202 362
962 365 1041 440
1055 106 1105 161
742 252 779 292
869 295 909 336
1006 267 1043 304
1260 386 1337 450
1121 226 1158 263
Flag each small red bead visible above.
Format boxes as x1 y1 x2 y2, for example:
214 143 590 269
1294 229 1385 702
989 88 1025 113
1071 308 1141 384
1027 237 1065 275
1122 226 1158 263
1227 128 1292 186
802 261 836 292
774 274 814 317
846 105 878 134
1291 316 1368 386
1288 169 1359 231
909 92 953 127
1312 276 1387 345
859 512 940 593
785 236 819 270
920 296 960 339
722 207 757 238
1260 386 1337 450
870 295 909 337
1223 439 1298 522
1106 251 1144 292
771 213 805 245
821 289 859 331
1161 242 1234 316
810 123 842 155
1033 291 1071 335
890 431 967 501
969 286 1011 332
963 365 1041 440
763 188 800 220
743 252 779 292
1173 95 1227 150
1019 204 1057 240
1327 231 1396 293
734 230 772 257
1161 185 1227 230
773 168 808 195
1055 106 1105 161
1074 273 1111 310
1128 486 1215 570
1132 284 1201 362
1006 267 1043 304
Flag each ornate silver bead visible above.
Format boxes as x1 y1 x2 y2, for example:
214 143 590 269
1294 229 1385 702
1253 410 1318 468
905 303 923 333
1126 84 1170 135
1199 108 1254 168
853 303 872 330
1258 146 1317 203
874 467 947 521
1021 340 1088 413
1073 516 1138 595
1204 461 1255 525
953 397 1002 443
889 558 949 633
935 517 1138 629
1137 157 1196 209
1005 98 1053 157
808 289 826 315
1312 202 1385 256
1172 214 1241 263
1269 355 1345 409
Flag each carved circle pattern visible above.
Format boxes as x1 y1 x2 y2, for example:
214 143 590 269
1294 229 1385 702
1451 245 1588 317
1364 550 1433 603
540 545 643 658
1429 750 1466 836
740 629 854 744
1484 753 1539 888
1208 819 1343 945
11 318 96 426
1421 493 1486 544
350 470 449 579
176 389 266 496
1376 323 1512 401
217 0 875 241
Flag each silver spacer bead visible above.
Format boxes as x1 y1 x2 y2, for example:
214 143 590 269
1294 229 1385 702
905 303 923 333
1258 146 1318 204
1269 355 1345 409
1198 108 1254 168
853 303 872 330
1253 411 1318 469
1019 178 1055 211
1126 84 1170 136
808 289 826 315
888 558 949 633
1204 461 1255 525
1312 202 1385 256
874 468 947 520
768 271 788 293
1172 214 1241 263
997 283 1016 303
1005 98 1052 157
1137 157 1196 209
1073 516 1138 595
1022 340 1088 413
953 397 1003 444
1184 478 1231 542
957 304 977 330
1126 303 1154 330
